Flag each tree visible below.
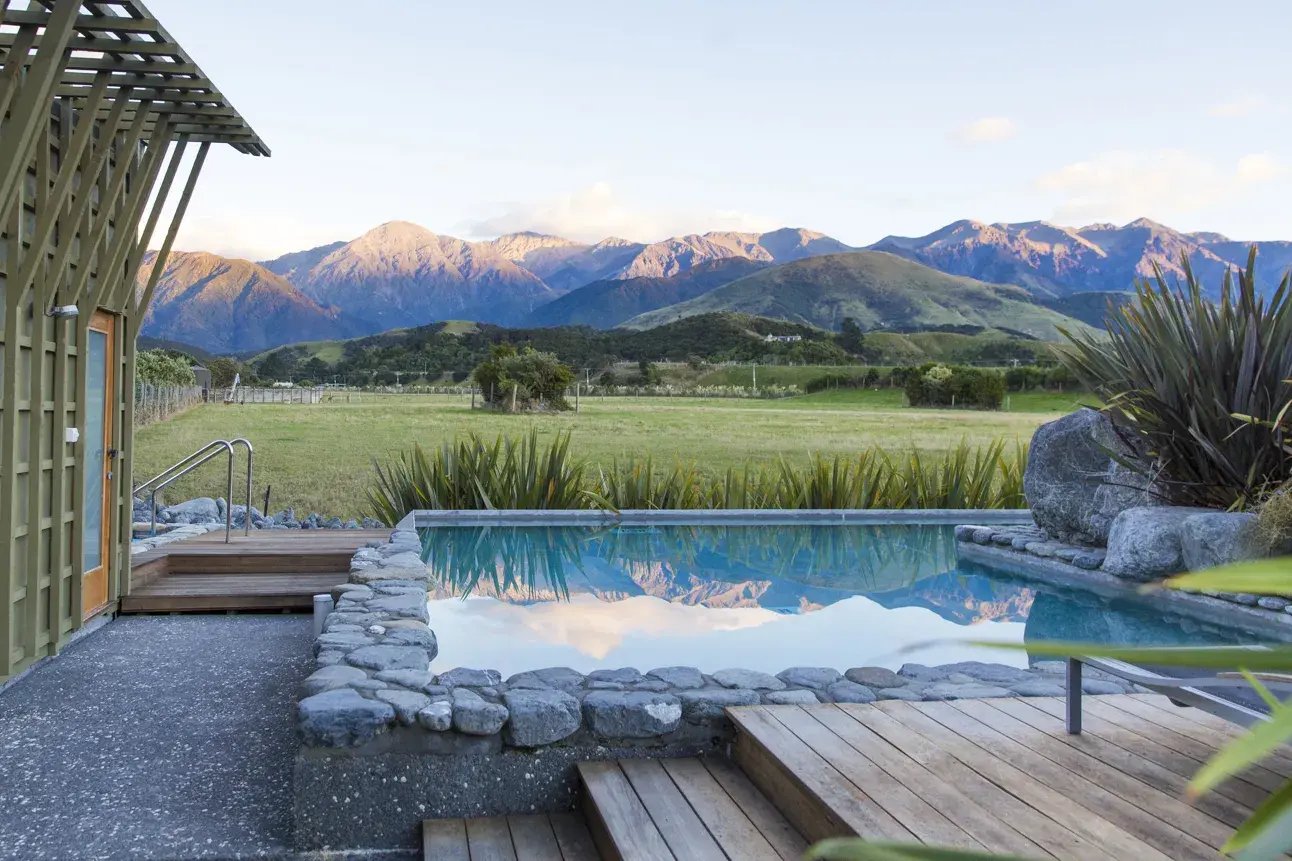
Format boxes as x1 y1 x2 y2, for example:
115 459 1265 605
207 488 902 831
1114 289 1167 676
472 345 574 411
838 316 866 355
136 350 196 386
206 357 240 388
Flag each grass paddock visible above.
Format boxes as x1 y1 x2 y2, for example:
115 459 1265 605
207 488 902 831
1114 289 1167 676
133 389 1083 518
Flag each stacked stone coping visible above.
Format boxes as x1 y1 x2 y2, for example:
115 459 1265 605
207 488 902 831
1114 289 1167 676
956 522 1292 618
128 521 225 556
296 528 1142 750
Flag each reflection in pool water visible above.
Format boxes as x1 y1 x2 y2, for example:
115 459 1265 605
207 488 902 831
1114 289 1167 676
418 523 1272 676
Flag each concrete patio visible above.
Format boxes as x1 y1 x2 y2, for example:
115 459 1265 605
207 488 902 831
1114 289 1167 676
0 615 312 860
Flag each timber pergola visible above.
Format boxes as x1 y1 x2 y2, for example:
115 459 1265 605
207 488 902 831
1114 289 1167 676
0 0 267 680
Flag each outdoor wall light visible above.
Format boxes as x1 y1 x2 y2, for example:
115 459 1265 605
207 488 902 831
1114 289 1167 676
45 304 79 318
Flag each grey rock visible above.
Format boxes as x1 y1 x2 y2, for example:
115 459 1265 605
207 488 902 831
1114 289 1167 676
1072 551 1105 570
348 678 389 694
827 680 877 703
897 663 950 683
1180 512 1269 572
502 689 582 747
437 668 502 688
162 497 221 524
937 661 1034 686
1082 679 1128 695
378 551 424 569
1025 408 1162 545
365 593 430 623
763 689 821 705
971 527 994 545
1103 506 1214 581
1008 680 1067 697
344 645 430 672
376 690 432 725
712 668 785 691
373 669 437 692
315 651 345 667
877 687 926 701
586 681 625 691
776 667 842 690
503 668 582 693
845 667 906 689
1259 596 1291 612
676 688 760 723
646 666 705 690
450 689 508 735
632 680 673 693
586 667 643 685
314 631 374 653
301 665 368 697
922 683 1012 700
1229 592 1261 606
954 524 978 541
381 625 439 655
298 689 394 746
583 691 682 737
415 700 452 731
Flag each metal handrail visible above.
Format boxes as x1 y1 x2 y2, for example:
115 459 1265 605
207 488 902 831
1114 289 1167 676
133 437 254 543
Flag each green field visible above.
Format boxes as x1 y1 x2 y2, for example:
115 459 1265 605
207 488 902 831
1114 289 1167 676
133 389 1086 518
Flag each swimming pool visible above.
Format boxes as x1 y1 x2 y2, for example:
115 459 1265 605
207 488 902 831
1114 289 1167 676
416 521 1274 676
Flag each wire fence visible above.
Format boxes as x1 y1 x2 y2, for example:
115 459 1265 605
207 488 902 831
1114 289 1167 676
134 383 204 426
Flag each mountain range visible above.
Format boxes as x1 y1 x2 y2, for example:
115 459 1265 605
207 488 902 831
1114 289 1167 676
138 217 1291 353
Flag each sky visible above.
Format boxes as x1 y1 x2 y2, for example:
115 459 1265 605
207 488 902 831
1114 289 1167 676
154 0 1292 260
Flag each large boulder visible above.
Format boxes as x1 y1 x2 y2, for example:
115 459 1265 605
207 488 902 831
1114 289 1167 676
1103 506 1214 581
161 497 221 525
1024 408 1161 546
1180 511 1285 571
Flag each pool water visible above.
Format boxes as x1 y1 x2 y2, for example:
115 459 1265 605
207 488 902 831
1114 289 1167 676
417 523 1273 676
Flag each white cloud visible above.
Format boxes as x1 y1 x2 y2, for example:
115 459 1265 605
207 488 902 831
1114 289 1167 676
952 116 1018 145
1236 152 1288 183
461 182 778 243
1209 94 1268 118
1036 149 1289 223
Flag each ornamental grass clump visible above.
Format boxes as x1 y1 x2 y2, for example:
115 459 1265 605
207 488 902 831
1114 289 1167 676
1059 250 1292 509
366 433 1028 522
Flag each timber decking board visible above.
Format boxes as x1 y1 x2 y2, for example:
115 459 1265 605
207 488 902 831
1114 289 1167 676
123 528 386 612
728 697 1274 861
578 758 805 860
422 813 597 861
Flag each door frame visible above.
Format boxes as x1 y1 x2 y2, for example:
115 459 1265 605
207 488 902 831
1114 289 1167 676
82 309 116 619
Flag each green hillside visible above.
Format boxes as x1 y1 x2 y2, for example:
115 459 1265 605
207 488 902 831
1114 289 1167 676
621 251 1097 341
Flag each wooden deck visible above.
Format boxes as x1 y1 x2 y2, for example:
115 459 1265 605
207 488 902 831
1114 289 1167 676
422 812 600 860
422 694 1282 860
122 529 388 613
731 695 1283 861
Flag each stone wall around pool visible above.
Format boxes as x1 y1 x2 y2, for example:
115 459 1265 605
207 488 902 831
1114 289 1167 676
292 526 1156 852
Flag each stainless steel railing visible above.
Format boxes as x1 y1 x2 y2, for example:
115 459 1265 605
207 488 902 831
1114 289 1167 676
132 438 254 543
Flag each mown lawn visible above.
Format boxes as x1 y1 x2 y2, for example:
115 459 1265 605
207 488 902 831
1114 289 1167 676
133 389 1085 518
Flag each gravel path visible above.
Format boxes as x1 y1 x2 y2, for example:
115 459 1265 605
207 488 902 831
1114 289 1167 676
0 615 312 860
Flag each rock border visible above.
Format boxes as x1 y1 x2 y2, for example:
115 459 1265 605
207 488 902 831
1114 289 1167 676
957 523 1292 623
297 528 1142 751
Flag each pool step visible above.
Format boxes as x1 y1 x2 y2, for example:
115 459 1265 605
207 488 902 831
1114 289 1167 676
576 758 807 860
421 812 599 859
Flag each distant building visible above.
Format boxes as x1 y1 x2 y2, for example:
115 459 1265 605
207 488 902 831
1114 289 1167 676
191 366 212 390
763 334 803 343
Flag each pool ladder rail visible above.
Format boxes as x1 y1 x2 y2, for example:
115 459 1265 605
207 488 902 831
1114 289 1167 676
132 438 254 544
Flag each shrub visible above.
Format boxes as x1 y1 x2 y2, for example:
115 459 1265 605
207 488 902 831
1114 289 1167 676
365 433 1028 522
472 345 574 411
136 350 196 386
803 372 869 393
1060 251 1292 509
904 362 1005 410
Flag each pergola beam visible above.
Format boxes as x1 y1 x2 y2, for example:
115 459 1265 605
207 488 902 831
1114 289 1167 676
134 140 208 322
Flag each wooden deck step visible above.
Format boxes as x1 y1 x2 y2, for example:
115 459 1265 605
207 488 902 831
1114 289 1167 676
577 758 806 860
120 571 346 613
728 698 1270 860
422 812 600 860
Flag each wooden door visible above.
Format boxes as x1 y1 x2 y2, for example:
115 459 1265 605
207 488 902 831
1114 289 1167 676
82 310 116 617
